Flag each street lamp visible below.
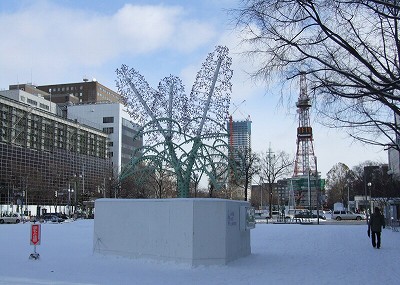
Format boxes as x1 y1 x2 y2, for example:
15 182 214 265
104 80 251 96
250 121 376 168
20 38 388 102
259 177 264 210
67 182 74 218
367 182 372 215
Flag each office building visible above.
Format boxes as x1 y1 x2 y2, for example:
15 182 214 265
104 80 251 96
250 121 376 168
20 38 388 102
0 93 111 215
67 102 142 175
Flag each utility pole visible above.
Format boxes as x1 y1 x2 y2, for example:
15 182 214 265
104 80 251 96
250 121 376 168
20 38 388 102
267 144 274 218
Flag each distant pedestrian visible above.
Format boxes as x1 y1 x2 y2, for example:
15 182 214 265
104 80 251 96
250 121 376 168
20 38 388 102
368 207 385 249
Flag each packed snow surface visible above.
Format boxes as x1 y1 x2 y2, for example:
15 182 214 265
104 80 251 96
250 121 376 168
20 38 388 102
0 219 399 284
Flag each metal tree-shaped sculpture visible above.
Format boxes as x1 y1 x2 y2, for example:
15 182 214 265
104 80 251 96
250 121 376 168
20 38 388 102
116 46 233 197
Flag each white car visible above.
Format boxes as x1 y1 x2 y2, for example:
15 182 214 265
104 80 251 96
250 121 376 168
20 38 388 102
331 210 366 221
254 210 269 219
0 213 22 224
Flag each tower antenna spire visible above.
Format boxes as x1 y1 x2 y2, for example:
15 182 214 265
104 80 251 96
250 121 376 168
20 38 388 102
294 72 317 176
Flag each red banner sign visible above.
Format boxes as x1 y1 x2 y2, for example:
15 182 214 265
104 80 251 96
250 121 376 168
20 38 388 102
30 224 41 245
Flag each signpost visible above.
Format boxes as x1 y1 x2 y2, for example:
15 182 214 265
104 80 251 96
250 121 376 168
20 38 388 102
29 223 41 260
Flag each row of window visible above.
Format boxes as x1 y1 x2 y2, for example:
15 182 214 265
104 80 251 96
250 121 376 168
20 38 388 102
27 98 37 106
21 96 50 111
49 85 83 92
0 143 111 201
0 103 108 158
103 127 114 134
98 86 113 96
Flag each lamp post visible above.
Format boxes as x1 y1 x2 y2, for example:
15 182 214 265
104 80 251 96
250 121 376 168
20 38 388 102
67 182 74 218
307 168 311 211
259 177 264 210
368 182 372 215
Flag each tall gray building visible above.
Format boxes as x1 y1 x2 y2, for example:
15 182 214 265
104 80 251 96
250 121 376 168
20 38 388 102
228 118 252 161
227 118 252 199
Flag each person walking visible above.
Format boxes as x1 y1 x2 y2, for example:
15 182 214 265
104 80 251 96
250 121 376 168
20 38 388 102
368 207 386 249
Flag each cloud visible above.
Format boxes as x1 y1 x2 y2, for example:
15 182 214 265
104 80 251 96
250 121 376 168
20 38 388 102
113 4 181 53
0 1 216 87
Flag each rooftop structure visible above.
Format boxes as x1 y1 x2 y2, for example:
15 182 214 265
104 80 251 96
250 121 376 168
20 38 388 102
36 79 121 104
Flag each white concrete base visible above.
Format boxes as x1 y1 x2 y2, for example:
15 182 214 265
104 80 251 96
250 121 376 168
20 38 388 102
93 198 252 266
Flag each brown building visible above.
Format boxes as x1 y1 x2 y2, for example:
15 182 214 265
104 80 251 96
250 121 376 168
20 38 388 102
36 79 121 104
9 83 49 97
9 83 80 117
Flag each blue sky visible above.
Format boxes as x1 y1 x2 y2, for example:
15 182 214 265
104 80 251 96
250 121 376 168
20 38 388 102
0 0 387 177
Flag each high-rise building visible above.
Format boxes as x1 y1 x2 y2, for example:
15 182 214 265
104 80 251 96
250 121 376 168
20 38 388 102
0 92 111 216
227 118 252 200
228 119 252 161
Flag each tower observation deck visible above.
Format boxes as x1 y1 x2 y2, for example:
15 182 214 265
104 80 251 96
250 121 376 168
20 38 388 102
294 72 317 176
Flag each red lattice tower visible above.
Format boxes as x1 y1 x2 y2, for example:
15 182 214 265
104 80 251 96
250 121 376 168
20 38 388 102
294 72 317 176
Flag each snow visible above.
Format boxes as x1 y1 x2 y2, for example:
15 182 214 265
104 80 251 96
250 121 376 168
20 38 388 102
1 219 399 284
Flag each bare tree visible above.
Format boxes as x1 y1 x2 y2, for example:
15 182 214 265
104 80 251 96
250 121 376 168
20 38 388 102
258 148 294 216
351 162 399 203
151 167 176 199
234 0 400 149
231 147 260 201
326 163 353 208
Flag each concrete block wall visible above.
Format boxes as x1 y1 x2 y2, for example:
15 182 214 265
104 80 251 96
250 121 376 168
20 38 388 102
93 198 252 266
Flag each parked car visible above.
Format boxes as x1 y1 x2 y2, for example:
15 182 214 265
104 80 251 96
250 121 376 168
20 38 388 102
286 209 307 219
0 213 21 224
271 211 280 218
331 210 366 221
254 210 269 220
48 215 64 223
295 211 326 220
42 213 65 223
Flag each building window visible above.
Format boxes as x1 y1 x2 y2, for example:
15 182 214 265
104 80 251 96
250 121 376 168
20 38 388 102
103 117 114 123
39 103 49 110
107 141 113 147
27 98 37 106
103 127 114 134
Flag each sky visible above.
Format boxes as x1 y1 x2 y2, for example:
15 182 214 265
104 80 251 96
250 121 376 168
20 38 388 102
1 218 399 284
0 0 388 178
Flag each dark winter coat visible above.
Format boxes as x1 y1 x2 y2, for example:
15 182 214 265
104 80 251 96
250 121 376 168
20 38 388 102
369 212 385 232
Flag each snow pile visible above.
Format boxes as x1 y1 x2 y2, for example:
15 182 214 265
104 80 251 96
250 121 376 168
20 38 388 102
0 220 399 284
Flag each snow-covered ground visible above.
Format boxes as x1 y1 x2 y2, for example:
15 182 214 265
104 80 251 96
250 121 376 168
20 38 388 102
0 219 399 284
